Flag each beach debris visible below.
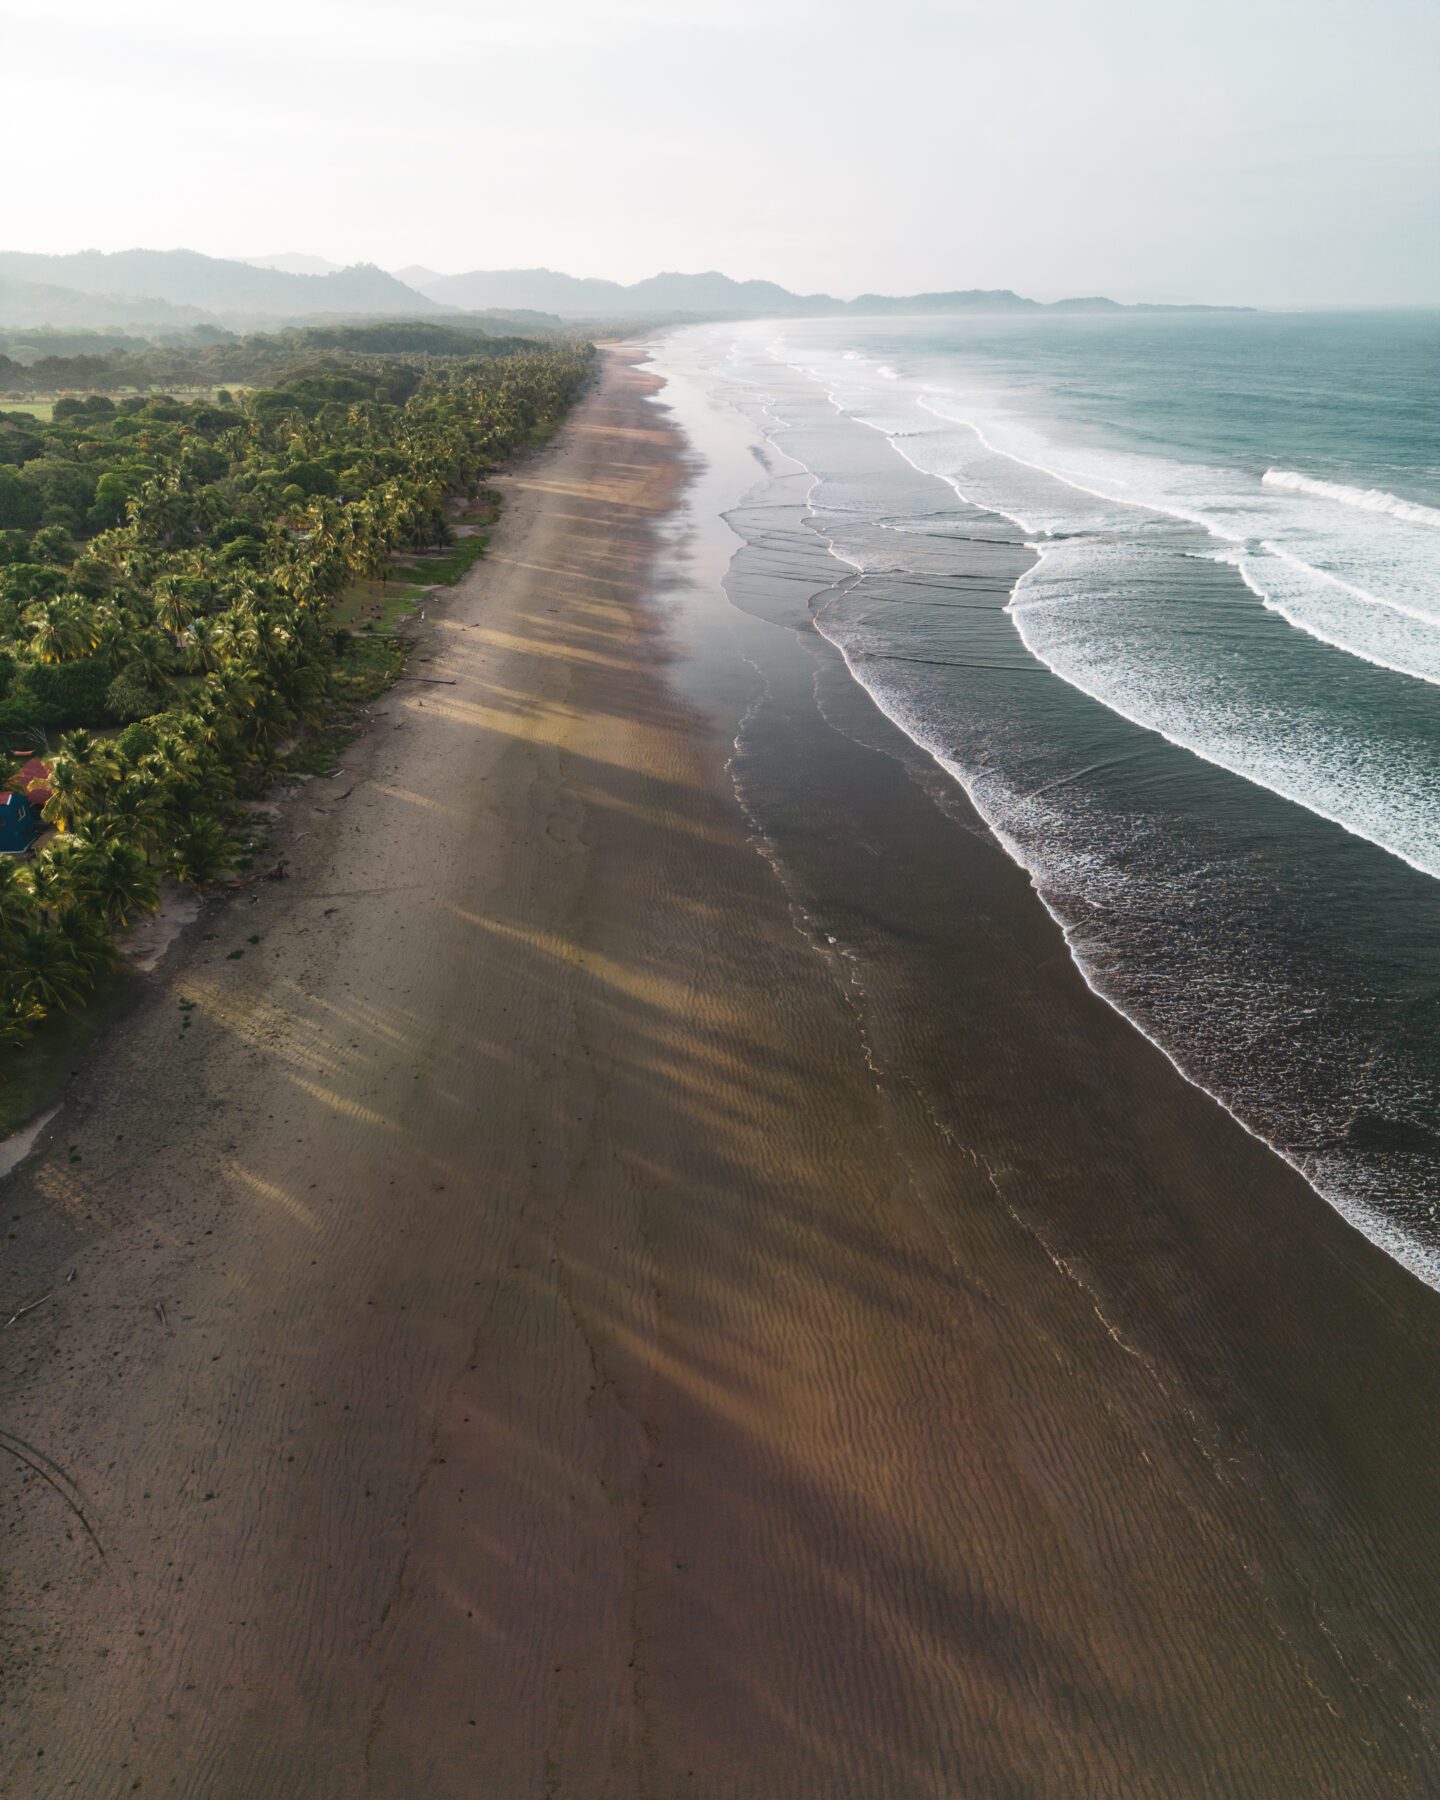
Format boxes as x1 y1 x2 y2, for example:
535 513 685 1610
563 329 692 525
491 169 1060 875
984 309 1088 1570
264 859 289 882
2 1290 53 1330
155 1302 168 1328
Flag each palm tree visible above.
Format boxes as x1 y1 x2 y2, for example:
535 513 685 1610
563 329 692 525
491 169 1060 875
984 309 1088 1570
0 859 35 944
181 617 224 674
153 583 198 638
119 628 176 696
88 768 170 864
210 669 260 724
52 904 118 982
166 814 239 888
63 836 161 925
29 602 91 664
157 716 211 768
23 852 66 925
42 731 118 833
8 924 92 1015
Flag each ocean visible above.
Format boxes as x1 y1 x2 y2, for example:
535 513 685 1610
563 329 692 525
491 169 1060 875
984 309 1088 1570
656 309 1440 1285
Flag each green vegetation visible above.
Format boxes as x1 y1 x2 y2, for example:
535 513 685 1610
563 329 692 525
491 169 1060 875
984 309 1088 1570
0 335 593 1051
393 530 494 587
0 320 563 406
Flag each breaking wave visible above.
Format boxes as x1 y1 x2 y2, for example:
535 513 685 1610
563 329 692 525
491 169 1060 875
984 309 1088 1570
1263 468 1440 529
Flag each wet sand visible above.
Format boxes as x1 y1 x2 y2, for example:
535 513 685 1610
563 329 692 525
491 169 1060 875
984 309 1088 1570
4 349 1440 1797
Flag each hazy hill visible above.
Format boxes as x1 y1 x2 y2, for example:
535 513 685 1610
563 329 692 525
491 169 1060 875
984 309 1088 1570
0 250 436 319
245 252 345 276
0 250 1250 335
0 274 210 331
410 264 1245 319
392 265 450 291
417 267 641 313
415 266 837 316
846 287 1039 314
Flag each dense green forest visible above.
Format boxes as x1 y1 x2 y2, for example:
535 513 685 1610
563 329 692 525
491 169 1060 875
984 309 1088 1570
0 335 593 1045
0 318 564 402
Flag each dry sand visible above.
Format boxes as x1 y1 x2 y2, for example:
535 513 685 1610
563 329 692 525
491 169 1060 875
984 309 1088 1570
4 350 1440 1796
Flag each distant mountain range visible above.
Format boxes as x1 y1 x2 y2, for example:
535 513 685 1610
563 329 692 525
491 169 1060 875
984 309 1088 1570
0 250 436 322
0 248 1250 334
0 273 210 331
405 266 1250 318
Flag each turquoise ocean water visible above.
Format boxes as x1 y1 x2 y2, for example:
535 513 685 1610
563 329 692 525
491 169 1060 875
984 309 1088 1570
681 310 1440 1281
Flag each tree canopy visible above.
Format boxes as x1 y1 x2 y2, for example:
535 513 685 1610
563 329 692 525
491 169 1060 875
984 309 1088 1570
0 333 593 1043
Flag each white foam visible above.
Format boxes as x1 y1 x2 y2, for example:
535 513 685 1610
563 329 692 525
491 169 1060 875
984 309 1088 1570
1004 539 1440 881
668 319 1440 1294
807 598 1440 1298
1263 468 1440 529
758 335 1440 881
1234 546 1440 687
786 342 1440 685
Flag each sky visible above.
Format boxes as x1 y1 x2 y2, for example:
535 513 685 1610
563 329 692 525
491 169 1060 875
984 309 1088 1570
6 0 1438 307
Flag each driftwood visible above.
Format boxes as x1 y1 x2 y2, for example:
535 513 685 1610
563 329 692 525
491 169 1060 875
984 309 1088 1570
3 1291 52 1330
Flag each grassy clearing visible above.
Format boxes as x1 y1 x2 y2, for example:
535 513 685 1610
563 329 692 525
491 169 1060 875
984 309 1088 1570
332 488 502 629
0 387 249 424
392 533 492 588
334 631 413 701
329 575 429 633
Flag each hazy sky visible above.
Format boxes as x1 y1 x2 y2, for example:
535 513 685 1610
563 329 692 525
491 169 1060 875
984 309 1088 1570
8 0 1438 305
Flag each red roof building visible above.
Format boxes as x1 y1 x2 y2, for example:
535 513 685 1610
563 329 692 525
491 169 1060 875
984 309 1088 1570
8 757 52 809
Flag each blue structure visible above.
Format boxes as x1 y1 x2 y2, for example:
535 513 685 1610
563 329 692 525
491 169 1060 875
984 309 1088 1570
0 789 39 854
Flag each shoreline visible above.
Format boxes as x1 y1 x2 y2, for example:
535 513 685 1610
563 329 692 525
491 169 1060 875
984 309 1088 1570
3 347 1440 1793
803 460 1440 1296
648 334 1440 1784
704 320 1440 1294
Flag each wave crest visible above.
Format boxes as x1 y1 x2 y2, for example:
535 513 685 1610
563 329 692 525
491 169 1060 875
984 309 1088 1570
1262 468 1440 529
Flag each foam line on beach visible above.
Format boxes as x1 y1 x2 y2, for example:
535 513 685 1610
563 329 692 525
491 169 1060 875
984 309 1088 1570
770 342 1440 879
700 332 1440 1293
783 345 1440 693
863 433 1440 880
797 578 1440 1295
1230 547 1440 686
1001 545 1440 881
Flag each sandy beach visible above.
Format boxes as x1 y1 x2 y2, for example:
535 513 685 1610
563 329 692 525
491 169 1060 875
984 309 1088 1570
4 347 1440 1797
